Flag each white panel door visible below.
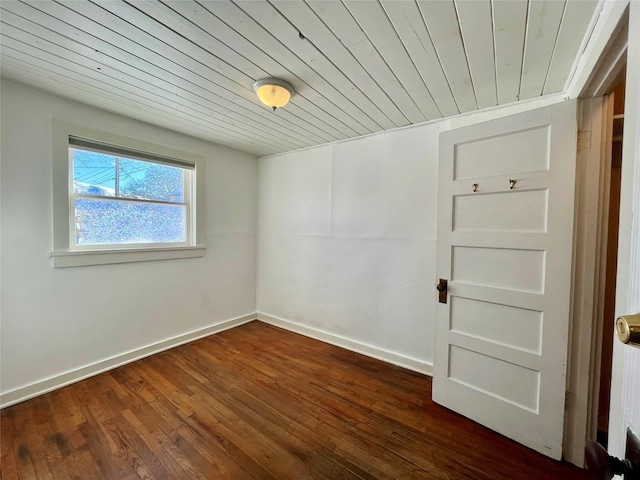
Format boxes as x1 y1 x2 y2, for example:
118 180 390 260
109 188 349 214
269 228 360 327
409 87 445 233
434 101 577 459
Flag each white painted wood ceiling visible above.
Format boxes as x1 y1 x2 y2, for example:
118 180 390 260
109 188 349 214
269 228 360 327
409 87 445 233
0 0 599 157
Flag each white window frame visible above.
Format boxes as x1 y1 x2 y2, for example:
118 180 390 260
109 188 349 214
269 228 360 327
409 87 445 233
50 120 206 268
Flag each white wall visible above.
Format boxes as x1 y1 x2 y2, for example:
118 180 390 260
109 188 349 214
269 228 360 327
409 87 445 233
0 81 258 406
257 95 564 372
258 128 438 372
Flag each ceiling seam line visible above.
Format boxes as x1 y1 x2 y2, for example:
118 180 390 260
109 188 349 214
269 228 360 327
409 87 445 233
0 39 303 150
2 59 277 155
378 0 444 119
130 0 346 141
1 22 313 149
268 0 400 129
223 0 378 133
340 0 427 122
60 0 328 144
540 0 569 96
415 0 462 115
452 0 479 111
123 0 258 88
517 0 532 101
119 0 349 140
0 50 290 152
300 0 412 127
491 0 499 106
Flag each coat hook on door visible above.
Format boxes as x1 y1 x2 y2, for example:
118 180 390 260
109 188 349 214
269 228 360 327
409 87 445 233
509 179 516 189
472 183 478 192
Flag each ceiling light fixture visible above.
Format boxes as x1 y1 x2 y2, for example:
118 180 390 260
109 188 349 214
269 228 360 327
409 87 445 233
253 78 294 111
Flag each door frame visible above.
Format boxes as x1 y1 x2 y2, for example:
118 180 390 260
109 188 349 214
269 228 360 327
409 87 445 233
563 2 629 467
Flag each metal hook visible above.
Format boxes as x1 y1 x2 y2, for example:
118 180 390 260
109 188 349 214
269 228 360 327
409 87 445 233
509 179 516 189
472 183 478 193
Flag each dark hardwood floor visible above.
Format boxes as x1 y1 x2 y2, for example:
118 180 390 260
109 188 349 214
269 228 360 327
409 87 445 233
1 321 591 479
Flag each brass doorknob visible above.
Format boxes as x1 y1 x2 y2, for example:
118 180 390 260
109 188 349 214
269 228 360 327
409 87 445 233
616 314 640 347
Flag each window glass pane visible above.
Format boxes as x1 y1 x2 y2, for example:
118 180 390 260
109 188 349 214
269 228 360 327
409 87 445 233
72 149 116 197
75 198 187 246
72 148 184 203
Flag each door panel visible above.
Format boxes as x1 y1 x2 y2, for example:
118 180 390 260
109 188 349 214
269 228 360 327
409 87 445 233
448 345 541 411
453 189 548 232
450 297 543 353
452 246 546 292
453 126 550 179
434 101 577 459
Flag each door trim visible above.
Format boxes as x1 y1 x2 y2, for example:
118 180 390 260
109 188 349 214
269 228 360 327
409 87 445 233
564 5 629 468
564 95 614 466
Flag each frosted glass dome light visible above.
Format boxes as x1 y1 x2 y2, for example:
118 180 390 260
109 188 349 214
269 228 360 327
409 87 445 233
253 78 294 111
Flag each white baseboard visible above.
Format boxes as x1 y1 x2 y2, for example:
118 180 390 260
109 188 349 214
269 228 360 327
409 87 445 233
0 313 257 409
256 312 433 376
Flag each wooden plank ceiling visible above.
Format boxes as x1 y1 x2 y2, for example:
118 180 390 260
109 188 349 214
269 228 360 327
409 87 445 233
0 0 599 157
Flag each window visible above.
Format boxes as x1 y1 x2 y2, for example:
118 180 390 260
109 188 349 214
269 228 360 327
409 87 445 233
70 138 192 248
51 121 205 267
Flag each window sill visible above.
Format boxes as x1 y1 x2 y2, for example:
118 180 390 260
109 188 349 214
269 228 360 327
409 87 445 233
49 245 206 268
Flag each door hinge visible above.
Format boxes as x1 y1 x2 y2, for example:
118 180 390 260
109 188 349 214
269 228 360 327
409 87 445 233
577 131 590 153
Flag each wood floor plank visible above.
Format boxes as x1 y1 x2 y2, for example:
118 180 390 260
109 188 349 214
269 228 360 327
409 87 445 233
126 365 270 478
170 343 405 478
184 334 444 478
0 409 20 479
1 321 591 479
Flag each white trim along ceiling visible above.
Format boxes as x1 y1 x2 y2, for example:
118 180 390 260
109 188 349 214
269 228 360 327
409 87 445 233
0 0 601 157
